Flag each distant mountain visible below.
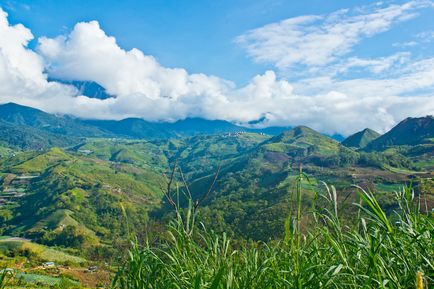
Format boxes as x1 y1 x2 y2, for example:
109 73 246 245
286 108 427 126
1 103 431 150
167 118 242 135
88 117 291 139
0 103 347 142
251 126 291 135
366 116 434 151
329 134 345 142
342 128 381 149
71 81 113 99
0 103 107 137
85 117 247 139
50 79 113 100
86 116 294 139
84 118 172 139
0 103 274 140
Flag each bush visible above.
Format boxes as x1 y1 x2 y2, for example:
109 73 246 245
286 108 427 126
40 226 85 248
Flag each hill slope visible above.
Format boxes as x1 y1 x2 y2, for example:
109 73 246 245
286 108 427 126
0 119 73 150
262 126 342 156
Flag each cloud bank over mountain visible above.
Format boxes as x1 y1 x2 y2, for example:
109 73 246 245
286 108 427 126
0 1 433 136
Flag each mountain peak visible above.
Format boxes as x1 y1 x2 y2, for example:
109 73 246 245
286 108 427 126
292 125 318 135
0 102 51 126
0 102 43 112
271 125 333 143
261 125 341 157
0 102 108 138
342 128 381 149
365 115 434 150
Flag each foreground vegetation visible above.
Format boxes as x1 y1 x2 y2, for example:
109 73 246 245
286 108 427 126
113 175 433 288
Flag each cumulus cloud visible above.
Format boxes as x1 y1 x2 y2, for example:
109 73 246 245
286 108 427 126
0 8 77 107
235 0 431 70
0 6 433 136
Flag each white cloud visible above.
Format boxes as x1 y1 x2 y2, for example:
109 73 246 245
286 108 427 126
393 29 434 47
0 7 433 136
416 30 434 41
392 41 419 47
0 8 77 108
235 1 431 70
329 52 411 75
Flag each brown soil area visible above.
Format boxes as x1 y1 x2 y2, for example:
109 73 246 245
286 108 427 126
60 267 111 288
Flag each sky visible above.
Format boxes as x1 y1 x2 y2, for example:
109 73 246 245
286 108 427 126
0 0 434 135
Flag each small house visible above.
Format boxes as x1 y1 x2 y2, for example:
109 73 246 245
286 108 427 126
42 262 55 268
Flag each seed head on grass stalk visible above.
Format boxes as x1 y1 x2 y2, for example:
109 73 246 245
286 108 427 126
416 271 424 289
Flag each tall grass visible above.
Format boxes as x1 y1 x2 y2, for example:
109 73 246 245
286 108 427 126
0 269 13 289
112 172 433 288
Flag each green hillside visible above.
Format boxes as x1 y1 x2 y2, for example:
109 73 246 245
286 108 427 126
0 237 86 264
156 126 431 241
263 126 341 155
256 126 362 168
0 148 162 252
72 139 169 172
0 120 74 150
0 144 14 158
164 132 269 178
363 116 434 171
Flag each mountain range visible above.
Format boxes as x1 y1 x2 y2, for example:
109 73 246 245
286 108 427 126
0 103 346 147
0 101 432 244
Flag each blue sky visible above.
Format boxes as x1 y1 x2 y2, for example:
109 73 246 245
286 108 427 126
0 0 433 134
5 0 433 84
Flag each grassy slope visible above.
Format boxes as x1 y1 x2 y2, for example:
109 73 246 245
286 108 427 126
1 148 162 248
0 238 85 264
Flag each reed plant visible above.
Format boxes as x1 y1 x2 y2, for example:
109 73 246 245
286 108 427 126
0 269 13 289
112 168 433 288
